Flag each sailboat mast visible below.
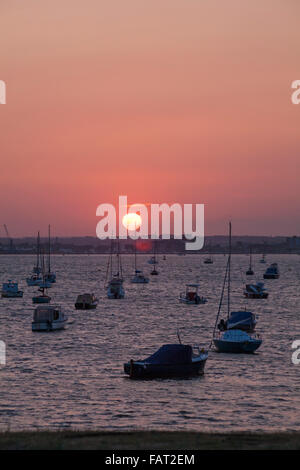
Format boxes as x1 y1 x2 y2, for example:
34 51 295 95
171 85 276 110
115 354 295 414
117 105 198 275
227 222 231 319
48 225 51 273
37 232 40 270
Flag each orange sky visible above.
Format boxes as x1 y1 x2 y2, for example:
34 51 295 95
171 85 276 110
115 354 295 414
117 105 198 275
0 0 299 237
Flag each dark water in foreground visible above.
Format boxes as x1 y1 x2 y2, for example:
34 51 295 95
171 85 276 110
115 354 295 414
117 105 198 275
0 254 299 432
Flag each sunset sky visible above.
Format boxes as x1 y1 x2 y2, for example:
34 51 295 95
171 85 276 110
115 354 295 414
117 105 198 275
0 0 299 237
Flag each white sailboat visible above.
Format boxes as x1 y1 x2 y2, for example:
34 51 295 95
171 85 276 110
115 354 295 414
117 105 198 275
32 305 67 331
27 232 43 286
106 240 125 298
131 237 149 284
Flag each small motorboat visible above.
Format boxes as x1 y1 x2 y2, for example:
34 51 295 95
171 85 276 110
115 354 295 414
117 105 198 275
259 253 266 264
75 293 98 309
179 283 207 304
264 263 279 279
107 276 125 298
131 270 149 284
213 329 262 354
32 305 67 331
1 281 23 298
244 282 268 299
148 256 158 265
124 344 208 379
218 310 257 333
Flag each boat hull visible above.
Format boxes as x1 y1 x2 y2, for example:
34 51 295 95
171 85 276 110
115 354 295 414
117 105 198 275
75 303 97 309
244 292 268 299
263 274 279 279
124 357 207 379
32 296 51 304
2 292 23 298
179 297 207 304
32 320 66 331
213 338 262 353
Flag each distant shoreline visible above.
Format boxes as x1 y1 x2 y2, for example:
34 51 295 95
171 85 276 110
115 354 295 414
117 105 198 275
0 430 300 450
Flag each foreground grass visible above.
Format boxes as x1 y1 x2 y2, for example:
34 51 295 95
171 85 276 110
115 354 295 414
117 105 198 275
0 431 300 450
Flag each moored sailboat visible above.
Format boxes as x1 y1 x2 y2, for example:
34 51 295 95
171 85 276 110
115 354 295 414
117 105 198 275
106 240 125 299
131 235 149 284
246 248 254 275
44 225 56 283
32 252 51 303
213 223 262 353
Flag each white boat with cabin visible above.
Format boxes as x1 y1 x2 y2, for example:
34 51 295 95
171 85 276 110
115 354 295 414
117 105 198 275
32 305 67 331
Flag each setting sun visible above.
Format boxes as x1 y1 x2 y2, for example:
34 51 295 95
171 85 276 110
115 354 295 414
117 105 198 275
122 213 142 231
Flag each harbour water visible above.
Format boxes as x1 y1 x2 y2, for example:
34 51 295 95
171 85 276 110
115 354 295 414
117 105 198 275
0 254 299 432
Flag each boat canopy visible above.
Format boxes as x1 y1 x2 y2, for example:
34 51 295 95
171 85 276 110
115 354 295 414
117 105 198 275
143 344 193 365
186 284 199 288
33 305 60 322
76 293 95 303
228 311 254 325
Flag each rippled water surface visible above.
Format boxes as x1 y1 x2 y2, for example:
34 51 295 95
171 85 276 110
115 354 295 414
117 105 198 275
0 254 300 432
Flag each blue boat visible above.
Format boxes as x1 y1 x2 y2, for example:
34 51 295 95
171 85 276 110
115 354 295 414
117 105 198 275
218 310 257 333
214 330 262 354
263 263 279 279
212 222 262 354
1 280 23 298
124 344 208 379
